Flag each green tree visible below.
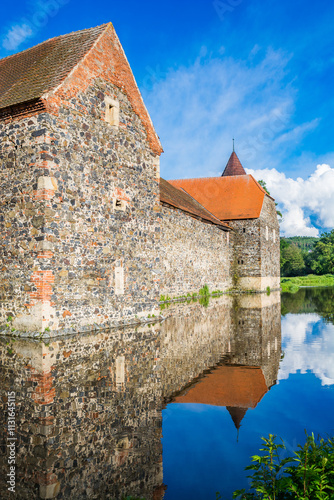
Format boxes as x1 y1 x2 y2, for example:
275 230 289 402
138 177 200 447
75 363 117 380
281 242 305 277
280 238 290 273
308 230 334 275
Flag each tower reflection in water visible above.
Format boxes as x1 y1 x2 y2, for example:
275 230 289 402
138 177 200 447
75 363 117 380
0 292 281 499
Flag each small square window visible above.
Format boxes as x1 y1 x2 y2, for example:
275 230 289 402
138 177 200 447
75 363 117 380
113 198 127 211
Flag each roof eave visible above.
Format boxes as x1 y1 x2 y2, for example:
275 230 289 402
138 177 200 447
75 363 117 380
160 200 231 230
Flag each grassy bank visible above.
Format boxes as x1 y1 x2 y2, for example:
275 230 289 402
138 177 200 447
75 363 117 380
281 274 334 293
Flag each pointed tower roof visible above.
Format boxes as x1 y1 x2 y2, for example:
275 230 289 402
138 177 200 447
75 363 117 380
226 406 248 430
222 151 246 177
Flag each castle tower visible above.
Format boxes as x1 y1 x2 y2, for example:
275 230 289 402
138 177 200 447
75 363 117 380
169 150 280 292
221 151 246 177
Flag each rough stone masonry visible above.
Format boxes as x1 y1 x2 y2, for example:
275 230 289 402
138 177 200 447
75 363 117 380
0 23 280 336
0 24 162 334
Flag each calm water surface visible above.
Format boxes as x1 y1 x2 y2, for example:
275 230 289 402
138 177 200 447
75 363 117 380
0 288 333 499
163 287 334 499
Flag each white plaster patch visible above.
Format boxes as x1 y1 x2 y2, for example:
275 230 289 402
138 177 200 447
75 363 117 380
13 302 59 332
152 155 160 178
116 356 125 388
37 176 57 190
36 240 54 252
239 276 280 292
105 97 120 128
115 263 124 295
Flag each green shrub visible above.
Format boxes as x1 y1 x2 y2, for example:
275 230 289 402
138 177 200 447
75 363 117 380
199 284 210 296
232 433 334 499
160 294 171 302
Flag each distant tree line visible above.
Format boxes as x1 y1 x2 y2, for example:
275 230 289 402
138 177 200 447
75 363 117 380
284 235 319 251
281 286 334 324
280 230 334 276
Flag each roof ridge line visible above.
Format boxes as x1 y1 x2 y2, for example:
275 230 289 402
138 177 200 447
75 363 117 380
249 175 275 201
169 175 251 182
0 23 109 64
41 23 110 100
162 199 230 229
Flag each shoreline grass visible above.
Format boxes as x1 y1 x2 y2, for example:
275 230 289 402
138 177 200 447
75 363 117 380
281 274 334 293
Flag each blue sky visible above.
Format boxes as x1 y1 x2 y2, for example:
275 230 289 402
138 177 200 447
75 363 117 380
1 0 334 236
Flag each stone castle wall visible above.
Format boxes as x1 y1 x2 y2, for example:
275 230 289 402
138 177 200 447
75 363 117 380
259 195 280 290
0 78 161 334
160 204 231 297
229 218 261 284
0 23 281 337
228 195 280 291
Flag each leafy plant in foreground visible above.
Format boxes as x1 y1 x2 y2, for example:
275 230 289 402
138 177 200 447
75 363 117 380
232 433 334 500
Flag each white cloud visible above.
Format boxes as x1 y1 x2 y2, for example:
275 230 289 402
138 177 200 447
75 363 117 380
142 45 334 235
247 163 334 236
2 24 33 51
279 314 334 386
1 0 66 55
143 45 320 182
143 46 301 180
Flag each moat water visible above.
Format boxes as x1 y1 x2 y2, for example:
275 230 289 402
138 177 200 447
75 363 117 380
0 288 334 499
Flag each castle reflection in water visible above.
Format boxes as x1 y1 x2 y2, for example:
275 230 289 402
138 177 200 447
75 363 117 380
0 292 281 499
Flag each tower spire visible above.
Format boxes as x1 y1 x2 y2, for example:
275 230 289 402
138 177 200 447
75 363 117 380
232 138 235 152
221 149 246 177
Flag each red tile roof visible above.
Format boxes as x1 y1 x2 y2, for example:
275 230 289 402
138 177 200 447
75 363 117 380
173 365 268 408
0 24 107 110
222 151 246 176
169 175 269 220
0 23 163 154
160 178 230 229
